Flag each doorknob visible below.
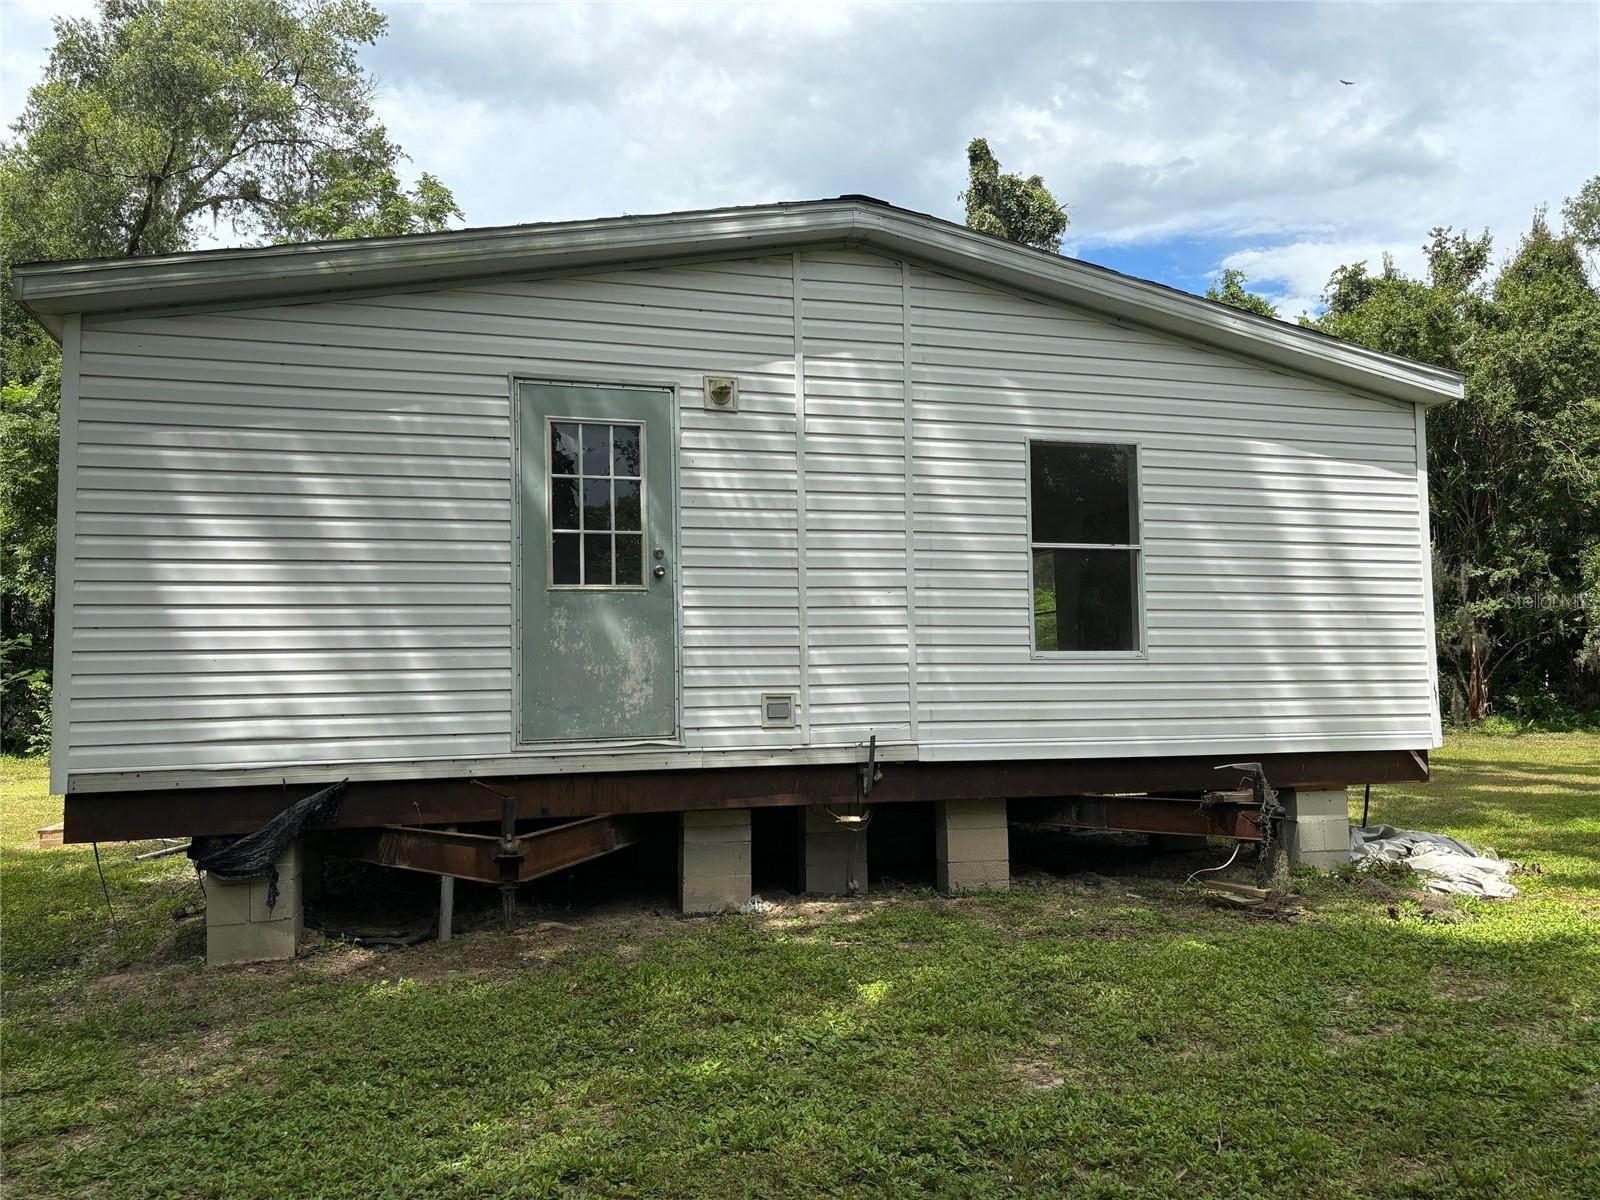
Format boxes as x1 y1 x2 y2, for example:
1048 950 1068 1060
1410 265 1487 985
653 565 666 579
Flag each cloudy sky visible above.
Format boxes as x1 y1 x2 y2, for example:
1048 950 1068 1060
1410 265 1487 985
4 0 1597 316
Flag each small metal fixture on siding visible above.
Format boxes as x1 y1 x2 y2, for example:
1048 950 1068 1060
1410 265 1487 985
760 692 796 729
703 375 739 413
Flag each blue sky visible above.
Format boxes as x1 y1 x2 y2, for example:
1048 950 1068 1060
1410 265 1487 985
1089 236 1255 305
4 1 1597 319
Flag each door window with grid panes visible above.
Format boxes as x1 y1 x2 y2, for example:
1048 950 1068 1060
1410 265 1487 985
548 419 645 588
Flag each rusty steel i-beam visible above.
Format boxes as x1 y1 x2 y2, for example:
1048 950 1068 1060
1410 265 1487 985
1011 794 1269 840
317 814 648 886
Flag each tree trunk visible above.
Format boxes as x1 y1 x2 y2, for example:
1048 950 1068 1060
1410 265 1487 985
1467 633 1490 721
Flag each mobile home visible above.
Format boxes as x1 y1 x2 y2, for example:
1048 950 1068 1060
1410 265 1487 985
15 197 1460 962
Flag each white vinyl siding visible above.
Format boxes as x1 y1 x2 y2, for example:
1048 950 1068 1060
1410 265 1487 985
55 247 1437 790
800 250 913 744
907 264 1433 751
66 258 804 779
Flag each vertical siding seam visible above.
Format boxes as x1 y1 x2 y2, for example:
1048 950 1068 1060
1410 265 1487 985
51 314 83 794
901 260 920 741
1414 403 1442 744
792 253 812 742
507 375 524 748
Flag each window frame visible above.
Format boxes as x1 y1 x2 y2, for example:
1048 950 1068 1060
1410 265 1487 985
544 414 650 592
1025 435 1147 660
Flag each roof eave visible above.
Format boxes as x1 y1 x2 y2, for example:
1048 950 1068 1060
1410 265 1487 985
12 199 1464 407
11 202 861 323
851 208 1463 407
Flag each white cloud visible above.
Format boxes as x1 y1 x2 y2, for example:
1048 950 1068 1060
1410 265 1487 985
0 0 95 123
3 0 1596 301
1222 238 1430 317
360 0 1598 299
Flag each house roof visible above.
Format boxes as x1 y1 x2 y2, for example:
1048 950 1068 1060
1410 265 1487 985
12 196 1462 406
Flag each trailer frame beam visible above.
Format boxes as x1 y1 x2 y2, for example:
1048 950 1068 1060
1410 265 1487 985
1012 794 1268 841
314 814 647 886
62 749 1426 843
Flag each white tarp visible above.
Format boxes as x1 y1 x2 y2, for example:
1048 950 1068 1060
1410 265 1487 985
1350 824 1519 898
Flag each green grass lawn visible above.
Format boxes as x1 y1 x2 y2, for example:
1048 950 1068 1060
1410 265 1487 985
3 737 1597 1199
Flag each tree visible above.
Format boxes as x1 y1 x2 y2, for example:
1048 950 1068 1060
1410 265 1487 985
1 0 459 269
960 137 1069 252
1310 187 1600 723
1563 175 1600 277
0 0 462 752
1 369 60 752
1205 268 1279 318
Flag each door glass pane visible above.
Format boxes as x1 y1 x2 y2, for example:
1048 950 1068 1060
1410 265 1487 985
612 424 642 477
1031 442 1135 545
616 535 643 585
582 479 611 530
1033 548 1135 651
552 533 580 585
584 534 613 585
551 478 579 531
547 417 648 589
581 424 610 475
614 478 641 531
551 423 579 475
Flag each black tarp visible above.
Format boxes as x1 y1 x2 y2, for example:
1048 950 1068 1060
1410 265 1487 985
188 781 345 912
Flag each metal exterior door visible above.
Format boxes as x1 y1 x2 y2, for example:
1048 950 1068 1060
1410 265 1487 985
517 382 676 742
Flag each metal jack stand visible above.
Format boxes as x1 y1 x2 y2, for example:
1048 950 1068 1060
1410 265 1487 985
471 779 522 932
1216 762 1287 893
495 789 519 932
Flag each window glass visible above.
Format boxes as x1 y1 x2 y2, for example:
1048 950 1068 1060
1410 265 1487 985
616 535 643 585
582 479 611 530
551 479 580 531
583 533 613 585
613 425 642 477
552 533 580 585
581 424 610 475
1029 440 1140 652
1030 442 1135 545
549 420 646 587
1033 548 1135 652
551 423 579 475
614 479 641 531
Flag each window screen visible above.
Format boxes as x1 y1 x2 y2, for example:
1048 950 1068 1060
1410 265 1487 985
1030 441 1140 652
550 420 644 587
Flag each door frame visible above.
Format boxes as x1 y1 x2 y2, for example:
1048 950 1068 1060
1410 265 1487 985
508 373 684 749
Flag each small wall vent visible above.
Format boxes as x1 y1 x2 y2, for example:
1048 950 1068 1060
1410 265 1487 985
760 692 797 729
703 375 739 413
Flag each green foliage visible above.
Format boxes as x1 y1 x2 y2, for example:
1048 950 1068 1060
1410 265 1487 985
1562 175 1600 264
0 0 460 261
1 637 52 756
1309 185 1600 722
3 735 1599 1197
961 137 1069 252
0 374 58 614
0 375 59 754
276 129 460 241
0 0 462 750
1204 267 1279 318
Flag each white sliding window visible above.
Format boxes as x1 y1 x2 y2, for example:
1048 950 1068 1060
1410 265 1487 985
1028 440 1142 655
